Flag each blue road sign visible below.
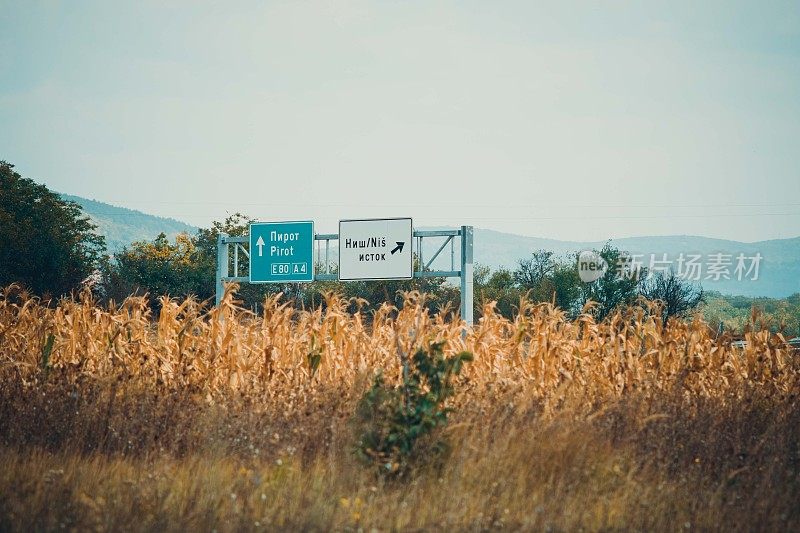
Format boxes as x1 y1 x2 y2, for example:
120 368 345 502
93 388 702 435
249 221 314 283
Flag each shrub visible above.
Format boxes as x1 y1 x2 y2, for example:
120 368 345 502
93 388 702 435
354 341 472 475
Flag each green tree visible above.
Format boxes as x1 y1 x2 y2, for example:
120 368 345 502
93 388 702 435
514 250 555 291
195 212 253 272
699 291 800 337
474 264 522 319
548 261 583 314
640 270 704 323
517 251 584 314
109 232 208 305
578 244 644 320
0 161 106 297
194 212 270 308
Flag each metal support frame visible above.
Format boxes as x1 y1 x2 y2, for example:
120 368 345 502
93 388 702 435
460 226 474 325
216 226 474 324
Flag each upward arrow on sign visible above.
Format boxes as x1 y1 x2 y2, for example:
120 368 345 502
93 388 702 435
256 236 265 257
390 241 405 255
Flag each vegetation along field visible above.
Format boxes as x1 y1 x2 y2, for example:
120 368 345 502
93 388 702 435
4 0 800 529
0 283 798 531
2 163 799 530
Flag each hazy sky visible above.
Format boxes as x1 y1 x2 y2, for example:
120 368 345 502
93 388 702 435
2 1 799 241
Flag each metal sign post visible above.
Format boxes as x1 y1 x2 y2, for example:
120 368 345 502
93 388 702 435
215 223 474 324
460 225 474 325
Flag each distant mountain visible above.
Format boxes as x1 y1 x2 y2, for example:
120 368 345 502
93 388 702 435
58 194 799 298
422 228 800 299
60 194 197 253
472 229 800 298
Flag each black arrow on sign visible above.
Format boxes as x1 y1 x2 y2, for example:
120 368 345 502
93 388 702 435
390 241 405 255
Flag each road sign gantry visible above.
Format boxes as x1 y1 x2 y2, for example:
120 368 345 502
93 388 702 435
215 221 474 324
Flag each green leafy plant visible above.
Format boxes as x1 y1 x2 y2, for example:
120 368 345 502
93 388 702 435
307 336 322 378
354 340 472 475
40 333 54 379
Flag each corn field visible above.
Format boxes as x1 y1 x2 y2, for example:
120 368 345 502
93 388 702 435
1 283 796 408
0 283 798 531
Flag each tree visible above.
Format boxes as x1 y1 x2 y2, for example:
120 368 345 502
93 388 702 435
109 232 209 305
699 291 800 338
640 270 705 323
195 212 253 272
548 262 583 315
514 250 555 289
503 252 584 318
0 161 106 297
194 212 267 307
578 245 644 320
475 264 522 319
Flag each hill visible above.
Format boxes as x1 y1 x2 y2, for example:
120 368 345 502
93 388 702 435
467 228 800 298
59 194 197 253
419 228 800 298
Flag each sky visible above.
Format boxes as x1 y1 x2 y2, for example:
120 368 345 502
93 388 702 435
1 1 799 242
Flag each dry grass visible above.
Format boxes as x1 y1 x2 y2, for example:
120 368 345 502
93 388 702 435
0 284 798 531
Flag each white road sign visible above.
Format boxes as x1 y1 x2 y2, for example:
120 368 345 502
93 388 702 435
338 218 413 280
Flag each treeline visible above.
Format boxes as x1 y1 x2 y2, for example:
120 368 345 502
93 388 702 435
2 160 711 324
0 162 457 316
98 216 711 324
701 292 800 338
